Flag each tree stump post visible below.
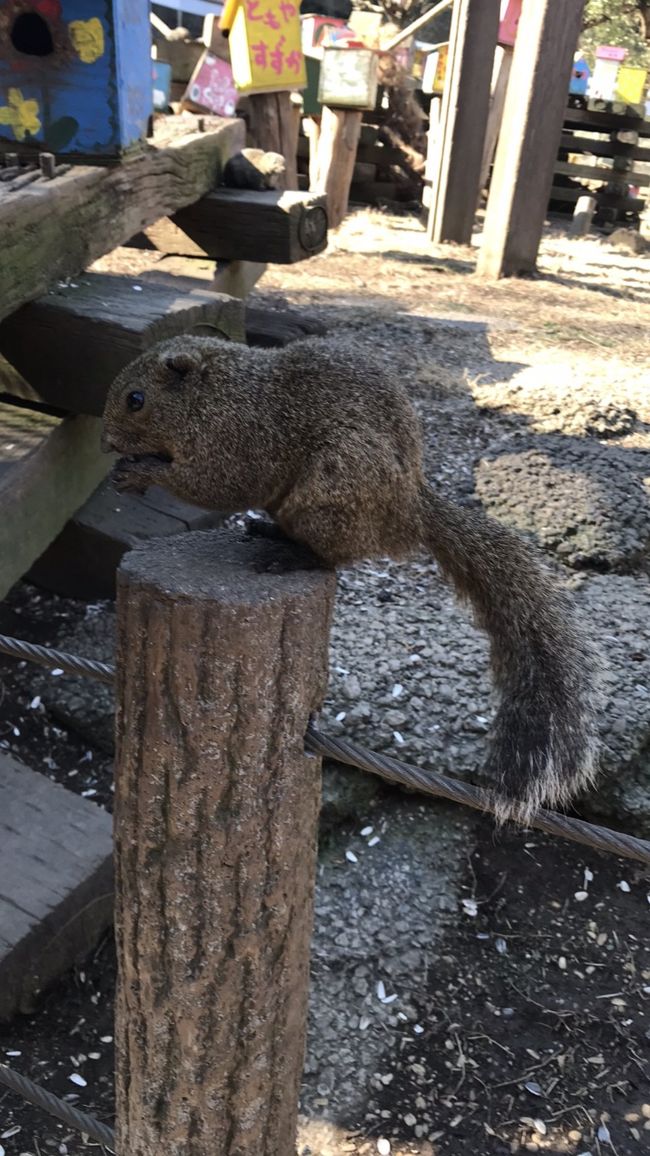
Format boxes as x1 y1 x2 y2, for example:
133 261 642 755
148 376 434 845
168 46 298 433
114 529 335 1156
313 106 363 228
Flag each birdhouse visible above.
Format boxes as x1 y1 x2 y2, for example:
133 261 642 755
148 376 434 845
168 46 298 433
589 45 627 103
569 53 591 97
0 1 153 160
318 45 378 110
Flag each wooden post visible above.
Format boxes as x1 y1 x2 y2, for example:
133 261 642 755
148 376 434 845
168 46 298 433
569 194 597 237
427 0 501 244
114 529 335 1156
313 107 363 229
478 45 514 195
247 92 300 191
477 0 588 278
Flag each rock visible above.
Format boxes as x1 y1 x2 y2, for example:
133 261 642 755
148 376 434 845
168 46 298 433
608 228 648 255
575 573 650 834
41 608 116 752
476 434 650 572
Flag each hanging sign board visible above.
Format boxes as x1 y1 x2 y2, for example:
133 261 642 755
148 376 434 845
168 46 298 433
228 0 306 94
318 46 378 109
184 50 238 116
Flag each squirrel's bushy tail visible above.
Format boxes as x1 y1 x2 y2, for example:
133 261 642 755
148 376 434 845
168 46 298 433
419 485 602 822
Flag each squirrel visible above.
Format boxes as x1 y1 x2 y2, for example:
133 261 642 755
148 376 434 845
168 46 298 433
101 335 601 822
222 148 287 191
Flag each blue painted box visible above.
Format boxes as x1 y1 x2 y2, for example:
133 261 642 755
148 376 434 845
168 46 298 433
0 1 153 160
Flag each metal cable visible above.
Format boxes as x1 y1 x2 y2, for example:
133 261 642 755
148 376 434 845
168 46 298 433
0 1064 115 1150
305 724 650 867
1 632 649 865
0 634 115 684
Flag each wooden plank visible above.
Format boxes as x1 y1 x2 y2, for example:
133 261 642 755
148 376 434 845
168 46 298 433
0 115 245 325
564 106 645 133
427 0 501 244
555 160 649 186
0 273 245 417
28 480 224 600
144 189 328 264
478 1 588 278
0 752 113 1020
0 401 109 600
560 132 650 161
245 306 327 347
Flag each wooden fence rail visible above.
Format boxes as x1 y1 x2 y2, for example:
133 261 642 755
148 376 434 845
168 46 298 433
114 529 335 1155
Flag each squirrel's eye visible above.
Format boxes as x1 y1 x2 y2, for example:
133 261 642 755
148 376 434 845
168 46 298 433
127 390 145 412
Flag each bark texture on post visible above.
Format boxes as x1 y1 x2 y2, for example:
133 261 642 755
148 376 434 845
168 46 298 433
114 530 335 1156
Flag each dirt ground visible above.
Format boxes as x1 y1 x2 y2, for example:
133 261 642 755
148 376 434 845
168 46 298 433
0 210 649 1155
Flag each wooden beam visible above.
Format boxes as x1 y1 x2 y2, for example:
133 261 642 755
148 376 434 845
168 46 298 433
0 116 245 325
477 1 589 278
427 0 502 244
383 0 453 52
0 401 109 600
28 480 224 600
0 752 113 1019
0 273 245 417
144 189 328 264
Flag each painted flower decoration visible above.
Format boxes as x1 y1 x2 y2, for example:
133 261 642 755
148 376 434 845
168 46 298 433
0 87 41 141
69 17 105 64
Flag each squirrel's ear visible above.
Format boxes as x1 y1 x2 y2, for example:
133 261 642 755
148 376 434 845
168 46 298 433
163 350 200 386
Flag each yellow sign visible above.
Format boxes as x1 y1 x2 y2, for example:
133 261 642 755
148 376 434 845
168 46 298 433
228 0 306 94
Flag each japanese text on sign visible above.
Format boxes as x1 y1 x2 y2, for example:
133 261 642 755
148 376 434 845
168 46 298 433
229 0 306 93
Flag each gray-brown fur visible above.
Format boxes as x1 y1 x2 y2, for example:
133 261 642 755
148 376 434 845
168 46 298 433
102 336 601 821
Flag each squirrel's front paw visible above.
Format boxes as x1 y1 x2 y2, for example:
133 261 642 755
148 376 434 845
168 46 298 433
111 464 149 494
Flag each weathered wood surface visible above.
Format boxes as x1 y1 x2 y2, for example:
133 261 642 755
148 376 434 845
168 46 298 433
114 530 335 1155
29 479 224 600
427 0 501 244
246 92 300 191
0 116 245 325
0 401 109 600
245 305 327 347
313 107 363 228
0 273 244 416
142 189 328 265
478 1 588 278
0 752 113 1021
479 45 514 194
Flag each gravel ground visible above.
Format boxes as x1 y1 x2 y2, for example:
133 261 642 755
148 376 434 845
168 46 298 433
0 210 649 1155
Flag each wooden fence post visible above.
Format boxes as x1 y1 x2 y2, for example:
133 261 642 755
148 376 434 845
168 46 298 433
113 529 335 1156
427 0 501 244
247 92 300 191
313 106 363 229
477 0 588 278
